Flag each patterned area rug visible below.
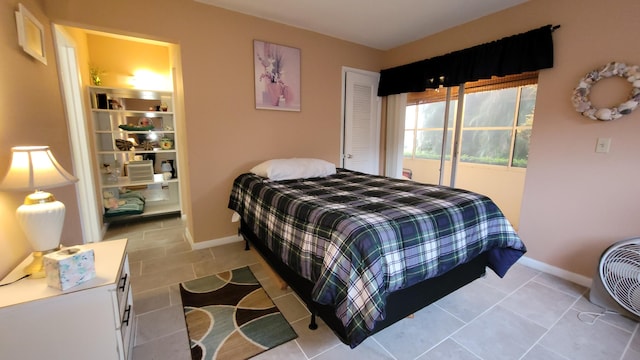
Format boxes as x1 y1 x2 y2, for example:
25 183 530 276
180 266 297 360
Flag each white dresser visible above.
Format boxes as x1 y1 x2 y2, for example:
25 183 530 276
0 239 135 360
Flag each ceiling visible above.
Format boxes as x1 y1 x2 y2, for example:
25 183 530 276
195 0 529 50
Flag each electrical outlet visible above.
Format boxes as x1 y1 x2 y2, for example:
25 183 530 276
595 138 611 153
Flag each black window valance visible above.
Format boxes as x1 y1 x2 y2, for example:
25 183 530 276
378 24 556 96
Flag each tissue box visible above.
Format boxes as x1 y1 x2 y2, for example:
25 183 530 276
43 247 96 290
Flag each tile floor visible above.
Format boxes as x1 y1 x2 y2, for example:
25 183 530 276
103 216 640 360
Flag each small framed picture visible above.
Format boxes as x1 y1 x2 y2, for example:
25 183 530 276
15 3 47 65
254 40 300 111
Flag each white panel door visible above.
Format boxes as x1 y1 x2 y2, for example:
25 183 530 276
342 69 381 175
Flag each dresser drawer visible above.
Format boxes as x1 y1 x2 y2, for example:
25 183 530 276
116 255 131 320
120 288 135 360
109 252 134 360
0 239 130 360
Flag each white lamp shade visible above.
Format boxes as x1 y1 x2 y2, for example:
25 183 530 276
0 146 78 274
0 146 77 191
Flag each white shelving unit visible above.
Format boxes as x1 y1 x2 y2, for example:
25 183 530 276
88 86 181 221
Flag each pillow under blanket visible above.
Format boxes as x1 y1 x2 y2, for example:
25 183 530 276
250 158 336 181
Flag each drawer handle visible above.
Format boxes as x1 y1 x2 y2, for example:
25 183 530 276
122 305 132 326
118 273 128 292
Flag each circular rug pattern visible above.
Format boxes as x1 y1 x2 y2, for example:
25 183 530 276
180 266 297 360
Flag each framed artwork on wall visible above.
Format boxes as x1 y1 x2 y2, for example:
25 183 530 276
15 3 47 65
254 40 300 111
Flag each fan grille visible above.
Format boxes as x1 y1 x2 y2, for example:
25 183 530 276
600 242 640 315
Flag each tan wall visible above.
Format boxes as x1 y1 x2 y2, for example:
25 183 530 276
0 0 83 276
43 0 382 248
403 159 525 229
386 0 640 276
455 165 525 231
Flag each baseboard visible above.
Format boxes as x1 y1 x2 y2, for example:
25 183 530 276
518 255 592 288
189 233 243 250
184 226 194 246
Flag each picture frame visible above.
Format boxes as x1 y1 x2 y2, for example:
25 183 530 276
15 3 47 65
254 40 300 111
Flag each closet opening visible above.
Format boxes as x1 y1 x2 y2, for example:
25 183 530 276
53 25 187 240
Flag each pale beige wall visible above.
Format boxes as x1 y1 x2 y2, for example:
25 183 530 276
386 0 640 276
403 159 525 229
455 165 525 230
0 0 82 277
44 0 382 245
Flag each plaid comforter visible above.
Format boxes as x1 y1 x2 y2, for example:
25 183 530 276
228 169 526 347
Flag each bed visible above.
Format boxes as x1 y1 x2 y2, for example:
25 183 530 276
228 166 526 348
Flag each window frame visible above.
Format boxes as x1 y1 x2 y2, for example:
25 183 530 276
405 72 537 169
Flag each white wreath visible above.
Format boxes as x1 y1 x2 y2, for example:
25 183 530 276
571 62 640 121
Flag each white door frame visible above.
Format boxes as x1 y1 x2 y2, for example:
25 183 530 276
340 66 381 172
53 24 103 243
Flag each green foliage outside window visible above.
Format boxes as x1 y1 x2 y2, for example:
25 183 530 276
405 84 536 168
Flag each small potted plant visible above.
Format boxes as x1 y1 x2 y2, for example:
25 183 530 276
89 65 105 86
160 136 174 150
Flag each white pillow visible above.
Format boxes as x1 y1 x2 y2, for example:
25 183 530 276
250 158 336 181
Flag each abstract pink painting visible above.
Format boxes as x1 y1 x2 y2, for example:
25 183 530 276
254 40 301 111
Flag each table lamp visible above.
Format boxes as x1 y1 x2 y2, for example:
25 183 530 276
0 146 78 278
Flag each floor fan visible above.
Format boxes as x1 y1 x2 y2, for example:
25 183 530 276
589 238 640 321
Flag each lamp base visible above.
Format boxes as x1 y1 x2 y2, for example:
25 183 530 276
16 191 66 279
23 247 61 278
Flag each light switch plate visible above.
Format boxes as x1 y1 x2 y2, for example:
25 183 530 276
595 138 611 153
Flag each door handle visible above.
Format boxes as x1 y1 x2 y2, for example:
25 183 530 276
118 273 128 292
122 305 132 326
346 154 353 159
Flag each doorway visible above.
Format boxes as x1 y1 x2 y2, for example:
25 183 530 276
53 25 185 240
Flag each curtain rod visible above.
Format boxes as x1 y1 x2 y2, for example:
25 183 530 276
551 25 561 32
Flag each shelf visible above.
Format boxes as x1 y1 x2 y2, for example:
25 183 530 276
88 85 172 96
104 205 180 223
102 173 178 189
97 149 176 155
95 130 175 134
89 85 181 223
91 109 174 116
142 202 180 214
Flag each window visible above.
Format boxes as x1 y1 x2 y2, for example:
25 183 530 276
405 73 537 168
405 98 455 160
